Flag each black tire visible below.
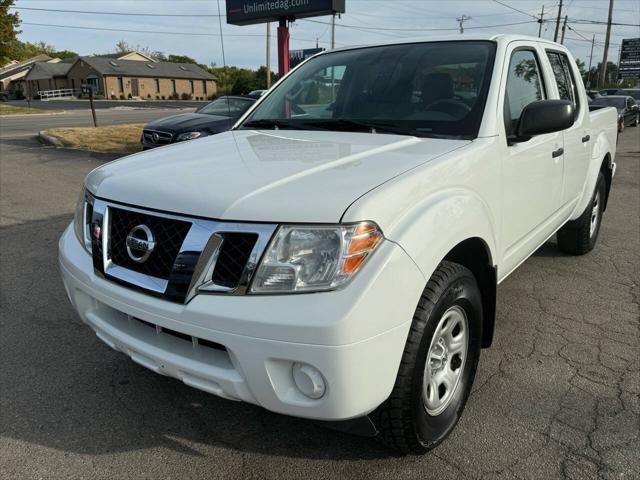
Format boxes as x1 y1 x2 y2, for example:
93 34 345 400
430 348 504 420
633 114 639 127
372 261 482 455
557 172 607 255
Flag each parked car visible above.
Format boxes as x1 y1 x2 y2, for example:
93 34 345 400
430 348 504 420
618 88 640 105
586 90 601 101
61 35 617 454
140 95 256 149
0 91 9 102
589 95 639 132
599 88 620 96
247 89 267 98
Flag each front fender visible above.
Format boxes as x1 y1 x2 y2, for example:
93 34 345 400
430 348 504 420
383 188 498 281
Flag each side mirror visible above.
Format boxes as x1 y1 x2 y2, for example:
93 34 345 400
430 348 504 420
632 104 639 111
516 100 574 140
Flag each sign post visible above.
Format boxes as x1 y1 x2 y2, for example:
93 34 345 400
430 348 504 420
82 84 98 128
226 0 345 76
618 38 640 81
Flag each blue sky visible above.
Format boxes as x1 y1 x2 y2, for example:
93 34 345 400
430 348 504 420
12 0 640 69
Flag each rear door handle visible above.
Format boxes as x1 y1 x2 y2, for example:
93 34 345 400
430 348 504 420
581 135 590 143
552 148 564 158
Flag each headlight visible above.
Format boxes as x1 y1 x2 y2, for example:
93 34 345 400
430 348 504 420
176 131 204 141
250 222 383 293
73 188 94 253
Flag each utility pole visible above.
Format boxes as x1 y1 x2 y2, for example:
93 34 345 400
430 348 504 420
560 15 568 44
587 34 595 88
266 23 271 88
553 0 563 42
599 0 614 87
457 15 471 34
331 13 336 49
538 5 544 38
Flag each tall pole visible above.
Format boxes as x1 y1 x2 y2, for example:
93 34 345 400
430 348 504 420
266 23 271 88
331 13 336 49
587 34 595 88
560 15 568 44
599 0 614 87
277 18 290 76
457 15 471 34
554 0 563 42
538 5 544 38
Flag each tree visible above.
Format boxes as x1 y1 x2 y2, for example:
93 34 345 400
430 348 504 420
0 0 21 62
167 54 198 64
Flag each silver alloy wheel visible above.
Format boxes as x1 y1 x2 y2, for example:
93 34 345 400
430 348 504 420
423 305 469 416
589 190 601 238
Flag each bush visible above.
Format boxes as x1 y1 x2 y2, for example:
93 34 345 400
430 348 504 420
110 94 117 100
94 94 105 100
207 94 217 101
119 93 125 100
147 93 151 99
155 95 160 100
11 90 25 100
170 92 179 100
161 95 165 100
180 92 192 100
127 93 132 99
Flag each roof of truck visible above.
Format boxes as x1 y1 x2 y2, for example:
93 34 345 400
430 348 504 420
328 34 566 54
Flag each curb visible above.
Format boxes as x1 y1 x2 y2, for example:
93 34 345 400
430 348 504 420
38 130 64 148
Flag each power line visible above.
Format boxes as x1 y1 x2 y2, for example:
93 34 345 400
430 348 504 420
491 0 540 20
12 6 224 17
302 18 535 32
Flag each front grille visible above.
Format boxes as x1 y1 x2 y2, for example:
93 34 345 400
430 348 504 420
142 129 173 145
211 233 259 289
108 207 191 279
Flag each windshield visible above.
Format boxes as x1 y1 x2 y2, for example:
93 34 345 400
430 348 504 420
591 97 626 109
199 97 254 117
240 41 496 139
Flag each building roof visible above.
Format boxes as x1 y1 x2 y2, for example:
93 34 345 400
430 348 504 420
79 56 216 81
0 54 53 79
24 61 73 81
93 51 157 62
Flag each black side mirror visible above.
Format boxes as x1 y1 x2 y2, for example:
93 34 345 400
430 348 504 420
516 99 574 140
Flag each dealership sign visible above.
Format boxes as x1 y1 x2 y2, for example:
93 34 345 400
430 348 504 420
226 0 345 25
618 38 640 80
290 47 324 68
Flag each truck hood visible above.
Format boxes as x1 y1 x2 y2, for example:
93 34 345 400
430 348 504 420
86 130 469 223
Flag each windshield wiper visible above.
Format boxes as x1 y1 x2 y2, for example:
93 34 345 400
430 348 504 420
299 119 420 137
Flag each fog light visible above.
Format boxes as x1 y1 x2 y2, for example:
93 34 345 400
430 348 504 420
292 362 326 399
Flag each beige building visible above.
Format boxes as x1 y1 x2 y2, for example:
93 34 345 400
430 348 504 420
0 54 57 95
24 51 217 100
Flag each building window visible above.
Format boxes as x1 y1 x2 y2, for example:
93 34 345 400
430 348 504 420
189 80 194 94
154 78 160 93
171 79 176 94
202 80 207 95
117 77 124 93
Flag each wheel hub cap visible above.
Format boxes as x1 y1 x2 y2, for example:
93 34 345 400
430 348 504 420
423 305 469 416
590 191 600 238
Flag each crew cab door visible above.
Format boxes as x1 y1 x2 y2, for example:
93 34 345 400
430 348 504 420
500 45 564 275
545 49 589 204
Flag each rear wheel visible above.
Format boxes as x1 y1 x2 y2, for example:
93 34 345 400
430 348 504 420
557 172 606 255
373 261 482 454
634 114 639 127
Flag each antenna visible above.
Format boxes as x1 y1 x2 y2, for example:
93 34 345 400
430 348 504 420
457 15 471 34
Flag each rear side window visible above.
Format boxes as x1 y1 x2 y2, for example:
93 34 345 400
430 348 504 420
504 49 545 134
547 51 581 116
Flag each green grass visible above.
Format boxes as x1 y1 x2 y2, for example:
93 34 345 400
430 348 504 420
0 104 58 115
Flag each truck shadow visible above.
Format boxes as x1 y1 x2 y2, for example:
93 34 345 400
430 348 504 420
0 215 396 461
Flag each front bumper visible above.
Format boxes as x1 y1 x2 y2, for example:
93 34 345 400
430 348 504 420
59 224 424 420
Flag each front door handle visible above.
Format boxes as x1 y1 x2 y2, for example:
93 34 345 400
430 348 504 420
581 135 590 143
552 147 564 158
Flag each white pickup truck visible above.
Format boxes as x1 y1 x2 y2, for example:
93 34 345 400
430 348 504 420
59 35 618 454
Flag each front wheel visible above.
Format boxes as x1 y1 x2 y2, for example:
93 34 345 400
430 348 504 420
372 261 482 454
633 114 639 127
557 172 607 255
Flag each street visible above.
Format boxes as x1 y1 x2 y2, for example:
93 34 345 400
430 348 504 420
0 107 197 139
0 125 638 479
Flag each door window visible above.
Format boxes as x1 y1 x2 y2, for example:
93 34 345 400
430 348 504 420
547 51 581 116
504 49 545 135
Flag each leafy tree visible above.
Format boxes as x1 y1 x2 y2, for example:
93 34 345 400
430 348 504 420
167 54 198 64
0 0 21 63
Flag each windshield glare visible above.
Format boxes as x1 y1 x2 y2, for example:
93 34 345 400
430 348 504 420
241 41 496 139
199 97 253 117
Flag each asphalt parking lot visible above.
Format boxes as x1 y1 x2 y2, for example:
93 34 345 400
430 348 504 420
0 125 638 479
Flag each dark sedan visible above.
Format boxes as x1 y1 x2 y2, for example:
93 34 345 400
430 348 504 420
141 96 256 149
590 95 639 132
